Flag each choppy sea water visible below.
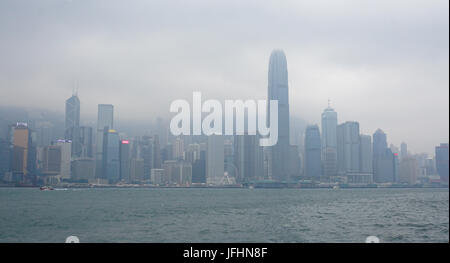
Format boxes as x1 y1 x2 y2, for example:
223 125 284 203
0 187 448 243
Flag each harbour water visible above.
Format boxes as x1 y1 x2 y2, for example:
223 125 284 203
0 187 448 242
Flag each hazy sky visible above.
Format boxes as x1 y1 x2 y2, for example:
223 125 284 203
0 0 448 154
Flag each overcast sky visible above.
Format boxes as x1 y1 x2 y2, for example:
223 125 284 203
0 0 448 154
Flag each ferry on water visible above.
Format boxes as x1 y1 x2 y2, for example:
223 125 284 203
40 186 54 191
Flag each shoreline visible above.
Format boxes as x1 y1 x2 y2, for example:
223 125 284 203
0 184 448 189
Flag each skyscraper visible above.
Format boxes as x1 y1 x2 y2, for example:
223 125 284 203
65 94 80 157
10 123 30 182
321 106 338 177
102 129 120 183
400 142 408 160
192 159 206 184
359 134 373 175
79 126 93 158
267 50 290 182
41 145 61 175
373 129 396 183
373 129 387 156
153 135 162 169
206 135 224 185
120 139 131 183
399 157 418 185
304 125 321 178
435 143 449 184
141 136 154 180
234 134 264 183
337 121 360 175
0 138 11 179
96 104 114 178
55 139 72 180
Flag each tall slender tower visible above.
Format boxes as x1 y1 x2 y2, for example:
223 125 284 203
321 104 338 177
96 104 114 178
267 50 290 182
304 125 321 178
65 93 80 157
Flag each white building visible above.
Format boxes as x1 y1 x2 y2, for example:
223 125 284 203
55 140 72 179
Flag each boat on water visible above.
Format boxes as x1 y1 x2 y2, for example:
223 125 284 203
40 186 54 191
332 185 340 190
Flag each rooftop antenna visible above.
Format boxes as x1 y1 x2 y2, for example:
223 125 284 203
328 98 331 108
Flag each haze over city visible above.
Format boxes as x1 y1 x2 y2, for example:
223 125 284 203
0 0 448 155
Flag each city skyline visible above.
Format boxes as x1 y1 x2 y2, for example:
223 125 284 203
0 0 448 155
0 49 447 187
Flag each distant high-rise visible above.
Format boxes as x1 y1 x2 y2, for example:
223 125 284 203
10 123 31 182
267 50 290 182
372 129 396 183
304 125 321 178
192 159 206 184
95 104 114 178
79 126 93 158
359 134 373 175
0 138 11 179
153 135 162 169
373 129 387 156
65 94 80 157
337 121 360 175
120 139 131 183
141 136 154 180
321 106 338 177
234 134 264 183
130 158 144 183
206 135 224 185
400 142 408 159
399 157 418 185
435 143 449 184
102 129 120 183
71 159 95 182
41 145 61 175
173 137 184 160
55 139 71 180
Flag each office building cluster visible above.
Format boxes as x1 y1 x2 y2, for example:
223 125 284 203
0 50 448 187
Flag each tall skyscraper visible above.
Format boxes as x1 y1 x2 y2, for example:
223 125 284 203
267 49 290 182
65 94 80 157
400 142 408 160
234 134 264 183
10 123 31 182
359 134 373 175
206 135 224 185
153 135 162 169
79 126 93 158
435 143 449 184
120 139 131 183
55 139 72 180
0 138 11 179
102 129 120 183
141 136 154 180
321 106 338 177
304 125 321 178
372 129 396 183
96 104 114 178
337 121 360 175
373 129 387 156
173 136 184 160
